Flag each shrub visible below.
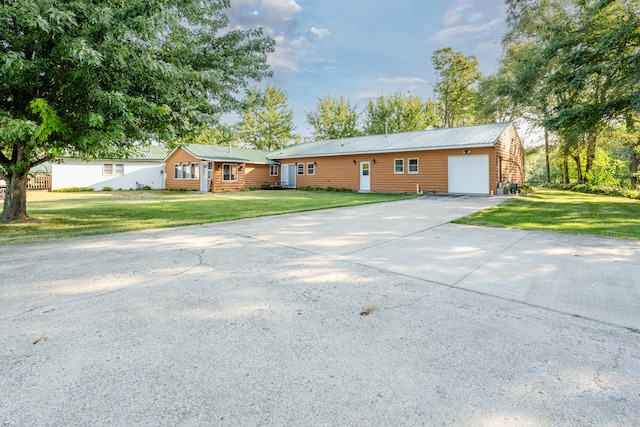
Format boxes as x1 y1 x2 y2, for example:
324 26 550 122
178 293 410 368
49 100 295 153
298 186 353 193
142 185 152 190
541 183 640 200
102 186 113 191
54 187 95 193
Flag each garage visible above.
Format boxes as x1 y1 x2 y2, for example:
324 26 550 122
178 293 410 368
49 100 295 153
448 154 489 194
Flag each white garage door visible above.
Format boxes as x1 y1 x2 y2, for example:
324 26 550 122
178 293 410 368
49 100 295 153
448 154 489 194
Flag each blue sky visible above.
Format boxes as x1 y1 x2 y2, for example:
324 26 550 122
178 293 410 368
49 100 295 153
227 0 508 139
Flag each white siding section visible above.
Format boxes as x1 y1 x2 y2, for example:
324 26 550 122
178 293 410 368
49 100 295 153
51 160 164 190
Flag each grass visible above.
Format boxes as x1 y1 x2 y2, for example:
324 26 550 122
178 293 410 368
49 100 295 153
454 188 640 240
0 190 417 245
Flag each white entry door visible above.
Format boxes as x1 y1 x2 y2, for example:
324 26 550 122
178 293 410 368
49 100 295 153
448 154 489 194
200 162 209 192
359 161 371 192
281 164 296 188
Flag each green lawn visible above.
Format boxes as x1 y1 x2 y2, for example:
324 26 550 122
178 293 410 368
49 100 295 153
0 190 417 245
454 188 640 240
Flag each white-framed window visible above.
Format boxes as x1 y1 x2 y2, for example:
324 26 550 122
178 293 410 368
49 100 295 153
103 164 113 176
394 159 404 174
297 163 304 175
182 163 190 179
408 158 418 174
223 164 238 182
207 162 213 180
190 162 199 180
174 164 182 179
307 163 315 175
270 164 279 176
115 164 124 176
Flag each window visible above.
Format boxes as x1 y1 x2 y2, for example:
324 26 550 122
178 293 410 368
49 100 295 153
394 159 404 174
307 163 315 175
297 163 304 175
103 164 113 176
270 165 279 176
223 164 238 181
115 164 124 176
190 162 199 180
207 162 213 180
182 163 190 179
174 164 181 179
408 158 418 174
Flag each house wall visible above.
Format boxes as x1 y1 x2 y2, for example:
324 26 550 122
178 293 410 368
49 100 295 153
244 164 275 188
164 149 202 191
165 148 273 192
279 147 497 193
495 124 525 188
51 160 164 190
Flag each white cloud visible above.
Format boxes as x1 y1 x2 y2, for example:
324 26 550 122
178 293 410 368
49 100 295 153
365 77 427 86
310 27 331 40
262 0 302 24
435 18 504 44
355 76 428 102
227 0 333 74
268 35 306 72
437 0 506 44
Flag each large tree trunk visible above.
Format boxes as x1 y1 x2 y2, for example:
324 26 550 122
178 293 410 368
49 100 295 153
573 156 583 184
562 158 569 184
544 128 551 184
626 115 640 189
631 142 640 190
0 172 29 223
585 132 597 180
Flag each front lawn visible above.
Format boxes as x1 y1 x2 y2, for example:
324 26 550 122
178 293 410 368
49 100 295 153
0 190 417 245
453 188 640 240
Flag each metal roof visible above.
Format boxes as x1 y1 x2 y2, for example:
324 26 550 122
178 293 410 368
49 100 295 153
177 144 278 164
61 145 168 161
126 146 168 161
269 122 513 159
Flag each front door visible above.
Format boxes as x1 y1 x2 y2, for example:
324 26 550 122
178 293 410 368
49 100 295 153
359 161 371 192
200 162 209 192
281 164 296 188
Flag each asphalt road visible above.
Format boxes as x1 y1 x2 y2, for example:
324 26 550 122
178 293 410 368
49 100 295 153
1 196 639 426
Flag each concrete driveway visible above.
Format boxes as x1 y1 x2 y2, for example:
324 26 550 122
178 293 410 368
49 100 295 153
2 196 639 426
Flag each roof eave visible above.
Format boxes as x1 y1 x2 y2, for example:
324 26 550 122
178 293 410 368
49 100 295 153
268 143 497 160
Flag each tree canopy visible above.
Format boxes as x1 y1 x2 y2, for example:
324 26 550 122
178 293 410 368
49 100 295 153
432 47 482 128
306 95 360 141
497 0 640 187
237 85 297 151
0 0 273 221
363 92 439 135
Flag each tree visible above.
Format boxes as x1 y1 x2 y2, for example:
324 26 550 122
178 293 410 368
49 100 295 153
362 93 439 135
238 85 297 151
431 47 482 128
503 0 640 187
170 122 238 150
306 95 360 140
0 0 273 222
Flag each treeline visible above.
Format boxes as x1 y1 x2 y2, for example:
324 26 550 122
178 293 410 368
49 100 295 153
184 47 486 149
494 0 639 189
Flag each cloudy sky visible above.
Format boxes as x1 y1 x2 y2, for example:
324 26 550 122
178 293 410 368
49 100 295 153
227 0 508 138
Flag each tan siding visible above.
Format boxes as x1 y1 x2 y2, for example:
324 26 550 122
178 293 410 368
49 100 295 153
495 124 525 189
280 147 497 193
165 149 202 191
244 164 274 188
212 162 244 192
282 158 360 190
